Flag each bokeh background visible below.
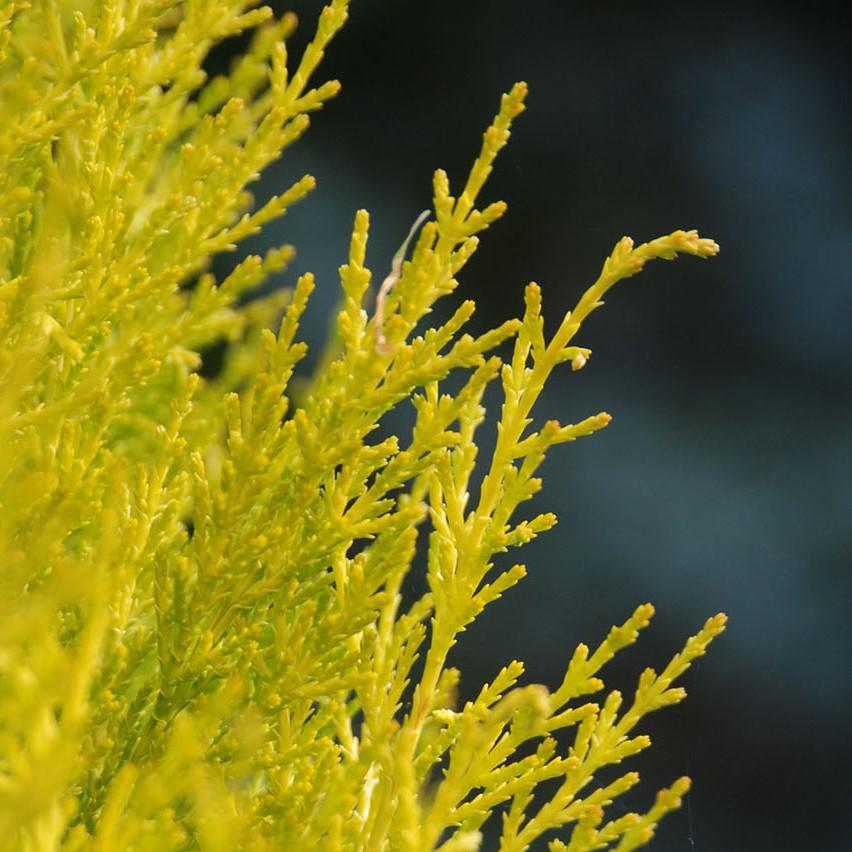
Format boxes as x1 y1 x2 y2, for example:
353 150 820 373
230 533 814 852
210 1 852 848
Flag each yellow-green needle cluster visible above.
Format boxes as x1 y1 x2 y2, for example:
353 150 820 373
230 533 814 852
0 1 723 849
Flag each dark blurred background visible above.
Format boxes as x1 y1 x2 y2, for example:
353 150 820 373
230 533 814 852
212 1 852 848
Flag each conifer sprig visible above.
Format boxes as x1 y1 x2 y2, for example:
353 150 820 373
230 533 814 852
0 1 723 849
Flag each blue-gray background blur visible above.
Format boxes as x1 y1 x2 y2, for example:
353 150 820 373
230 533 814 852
207 1 852 848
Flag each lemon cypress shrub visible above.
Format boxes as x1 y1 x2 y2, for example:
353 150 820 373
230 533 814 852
0 1 725 848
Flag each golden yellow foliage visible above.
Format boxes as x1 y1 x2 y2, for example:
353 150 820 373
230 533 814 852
0 1 722 849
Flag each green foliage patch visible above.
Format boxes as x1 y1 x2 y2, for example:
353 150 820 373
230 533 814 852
0 1 724 849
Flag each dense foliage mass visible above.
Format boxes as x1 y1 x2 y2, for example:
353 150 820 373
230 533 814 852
0 1 723 848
